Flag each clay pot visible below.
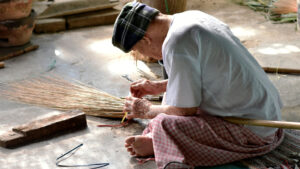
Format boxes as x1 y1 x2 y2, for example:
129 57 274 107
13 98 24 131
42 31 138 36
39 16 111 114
0 10 36 47
0 0 33 21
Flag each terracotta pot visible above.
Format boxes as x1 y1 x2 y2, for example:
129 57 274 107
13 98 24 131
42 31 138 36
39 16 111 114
0 0 33 21
0 10 36 47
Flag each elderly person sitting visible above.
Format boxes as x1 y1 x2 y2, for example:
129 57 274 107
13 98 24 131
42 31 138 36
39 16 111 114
112 2 284 169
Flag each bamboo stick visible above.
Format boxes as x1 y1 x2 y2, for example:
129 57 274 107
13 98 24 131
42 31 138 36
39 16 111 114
85 111 124 118
262 67 300 75
223 117 300 130
0 62 4 69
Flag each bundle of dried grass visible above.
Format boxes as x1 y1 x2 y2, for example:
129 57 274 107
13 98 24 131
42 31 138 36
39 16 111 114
240 0 298 23
269 0 298 23
0 75 125 118
271 0 297 14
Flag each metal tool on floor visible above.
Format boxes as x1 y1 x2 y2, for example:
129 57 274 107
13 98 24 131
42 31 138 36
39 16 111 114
56 143 109 169
121 74 133 82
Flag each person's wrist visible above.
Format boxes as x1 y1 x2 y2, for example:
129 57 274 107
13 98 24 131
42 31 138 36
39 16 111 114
133 98 151 118
153 81 165 94
144 104 154 119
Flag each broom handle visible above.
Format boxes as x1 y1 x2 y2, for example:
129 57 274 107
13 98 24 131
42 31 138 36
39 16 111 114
223 117 300 130
262 67 300 74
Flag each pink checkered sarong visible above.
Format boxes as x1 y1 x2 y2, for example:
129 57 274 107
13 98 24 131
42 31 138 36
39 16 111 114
142 111 284 169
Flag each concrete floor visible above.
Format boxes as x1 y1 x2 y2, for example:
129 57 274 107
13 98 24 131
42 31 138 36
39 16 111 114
0 0 300 168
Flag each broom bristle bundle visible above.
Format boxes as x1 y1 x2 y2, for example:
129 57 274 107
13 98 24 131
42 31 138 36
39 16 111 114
0 75 125 118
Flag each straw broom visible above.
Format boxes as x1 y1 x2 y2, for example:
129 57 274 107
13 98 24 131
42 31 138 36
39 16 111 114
0 75 300 129
0 75 125 118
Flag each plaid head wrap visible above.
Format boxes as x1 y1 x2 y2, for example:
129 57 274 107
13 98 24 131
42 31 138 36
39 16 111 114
112 2 159 53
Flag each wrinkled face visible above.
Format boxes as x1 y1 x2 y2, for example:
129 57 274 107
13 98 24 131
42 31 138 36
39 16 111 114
132 36 162 60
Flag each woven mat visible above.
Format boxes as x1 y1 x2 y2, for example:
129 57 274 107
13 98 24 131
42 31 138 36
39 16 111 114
196 129 300 169
241 129 300 169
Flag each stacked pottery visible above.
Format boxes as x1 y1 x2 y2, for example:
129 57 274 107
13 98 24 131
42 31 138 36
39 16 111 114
0 0 35 47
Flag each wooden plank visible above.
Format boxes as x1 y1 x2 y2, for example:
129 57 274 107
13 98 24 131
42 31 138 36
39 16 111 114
13 110 87 137
34 18 66 33
67 8 120 29
0 131 27 148
0 110 87 148
0 42 39 62
38 0 118 19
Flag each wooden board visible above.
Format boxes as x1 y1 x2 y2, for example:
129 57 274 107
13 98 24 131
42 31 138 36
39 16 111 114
0 131 26 149
38 0 119 19
0 42 39 61
67 8 120 29
0 110 87 148
34 18 66 33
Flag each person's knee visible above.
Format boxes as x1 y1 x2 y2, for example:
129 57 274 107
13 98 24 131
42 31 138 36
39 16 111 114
153 113 206 130
152 113 179 127
151 113 169 124
153 113 168 122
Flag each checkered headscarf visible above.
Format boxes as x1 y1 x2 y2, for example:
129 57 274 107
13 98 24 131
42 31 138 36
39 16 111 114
112 2 159 53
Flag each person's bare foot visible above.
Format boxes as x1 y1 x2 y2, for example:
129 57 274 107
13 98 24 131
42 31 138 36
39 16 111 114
125 135 154 157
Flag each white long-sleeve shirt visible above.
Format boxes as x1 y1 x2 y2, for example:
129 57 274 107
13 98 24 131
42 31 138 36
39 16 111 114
162 11 282 137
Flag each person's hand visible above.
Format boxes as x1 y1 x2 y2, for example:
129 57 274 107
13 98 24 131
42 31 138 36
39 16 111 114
130 79 160 98
123 96 152 119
